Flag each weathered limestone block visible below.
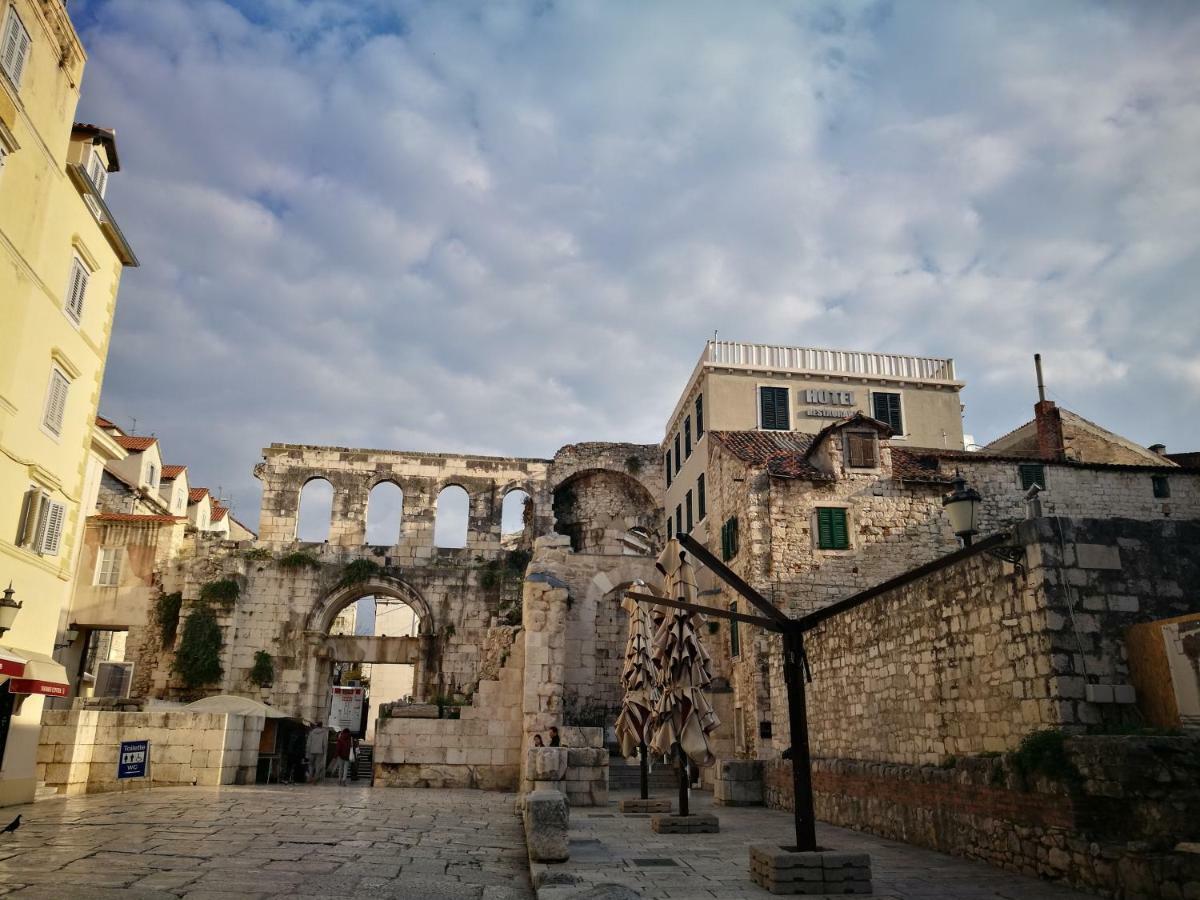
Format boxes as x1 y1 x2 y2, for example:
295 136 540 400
524 789 570 862
651 813 720 834
618 798 671 814
749 846 873 895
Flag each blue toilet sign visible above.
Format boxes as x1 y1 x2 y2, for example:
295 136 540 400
118 740 150 779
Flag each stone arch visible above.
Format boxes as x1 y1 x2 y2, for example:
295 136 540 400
552 468 662 554
310 575 435 636
500 484 534 544
365 479 404 546
434 483 470 548
296 476 334 542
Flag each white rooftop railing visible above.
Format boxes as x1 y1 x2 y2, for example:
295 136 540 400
703 340 957 382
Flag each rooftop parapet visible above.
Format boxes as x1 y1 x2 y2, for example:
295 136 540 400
702 340 958 384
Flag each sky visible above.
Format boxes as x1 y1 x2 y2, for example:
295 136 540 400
72 0 1200 531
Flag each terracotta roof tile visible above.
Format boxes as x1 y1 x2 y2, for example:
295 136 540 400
114 435 156 451
95 415 116 429
189 487 210 503
889 449 956 484
210 506 229 522
708 431 831 481
161 465 186 479
92 513 184 524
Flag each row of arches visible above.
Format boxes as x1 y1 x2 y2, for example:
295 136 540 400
296 479 532 546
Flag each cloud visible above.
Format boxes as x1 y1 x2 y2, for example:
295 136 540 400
74 0 1200 526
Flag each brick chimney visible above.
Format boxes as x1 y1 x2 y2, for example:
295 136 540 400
1033 354 1066 462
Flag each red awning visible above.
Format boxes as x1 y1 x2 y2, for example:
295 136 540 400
0 646 70 696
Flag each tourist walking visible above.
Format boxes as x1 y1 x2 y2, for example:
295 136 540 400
335 728 354 786
307 723 329 783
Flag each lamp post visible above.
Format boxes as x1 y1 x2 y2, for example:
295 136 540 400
0 583 22 639
942 473 982 547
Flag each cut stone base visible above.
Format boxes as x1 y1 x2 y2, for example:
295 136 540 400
749 845 873 895
618 798 672 814
651 813 720 834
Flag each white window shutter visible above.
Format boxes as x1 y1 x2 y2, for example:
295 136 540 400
17 488 42 546
66 258 88 323
40 501 66 556
1 9 30 89
43 369 70 435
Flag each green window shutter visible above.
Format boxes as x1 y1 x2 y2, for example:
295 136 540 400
729 603 740 657
817 508 833 548
873 392 903 432
831 508 848 549
730 517 739 557
760 387 789 430
698 474 706 520
695 395 704 437
1018 464 1045 491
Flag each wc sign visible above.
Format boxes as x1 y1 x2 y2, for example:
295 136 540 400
118 740 150 779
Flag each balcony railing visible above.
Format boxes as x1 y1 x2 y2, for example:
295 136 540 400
703 340 957 382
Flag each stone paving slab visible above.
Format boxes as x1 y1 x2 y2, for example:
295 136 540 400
0 785 533 899
534 790 1099 899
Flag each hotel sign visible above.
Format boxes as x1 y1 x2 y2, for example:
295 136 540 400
803 389 856 419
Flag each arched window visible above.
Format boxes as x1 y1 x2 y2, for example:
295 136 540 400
434 485 469 548
296 478 334 542
501 489 532 541
366 481 404 546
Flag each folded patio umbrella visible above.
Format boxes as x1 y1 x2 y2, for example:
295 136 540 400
648 541 720 768
615 580 661 760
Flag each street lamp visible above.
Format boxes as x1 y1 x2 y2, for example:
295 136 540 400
0 583 22 639
942 472 981 547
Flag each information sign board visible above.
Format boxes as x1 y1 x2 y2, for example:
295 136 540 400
118 739 150 779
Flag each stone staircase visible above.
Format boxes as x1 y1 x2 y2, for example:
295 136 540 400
608 757 678 792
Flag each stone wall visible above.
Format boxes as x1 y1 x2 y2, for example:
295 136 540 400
374 631 524 790
764 517 1200 765
764 735 1200 899
38 709 262 794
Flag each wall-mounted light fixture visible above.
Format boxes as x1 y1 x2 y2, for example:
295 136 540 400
0 583 22 639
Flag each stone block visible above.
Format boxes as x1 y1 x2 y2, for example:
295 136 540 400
524 789 569 862
1113 684 1137 704
1086 684 1114 704
750 846 873 895
527 746 568 781
618 798 671 814
1075 543 1122 570
650 813 720 834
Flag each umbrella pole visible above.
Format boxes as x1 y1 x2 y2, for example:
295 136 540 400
639 739 649 800
676 743 689 817
783 628 817 851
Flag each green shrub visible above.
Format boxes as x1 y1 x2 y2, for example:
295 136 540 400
172 606 224 688
337 558 381 588
155 591 183 646
278 551 321 571
244 547 273 562
248 650 274 687
199 578 241 607
625 455 643 475
1011 729 1079 786
506 548 532 573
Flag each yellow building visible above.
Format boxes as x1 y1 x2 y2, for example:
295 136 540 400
0 0 137 807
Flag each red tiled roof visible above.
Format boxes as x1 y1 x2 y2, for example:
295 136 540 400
91 513 184 524
888 449 956 484
161 465 186 479
805 412 893 459
96 415 117 429
189 487 210 503
210 506 228 522
708 431 831 481
114 435 156 451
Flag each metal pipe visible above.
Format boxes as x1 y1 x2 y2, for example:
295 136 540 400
1035 353 1046 403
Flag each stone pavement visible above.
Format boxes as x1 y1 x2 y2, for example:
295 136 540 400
0 785 532 899
534 790 1098 899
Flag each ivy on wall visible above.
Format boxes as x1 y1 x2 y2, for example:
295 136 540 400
154 591 183 646
172 605 224 688
249 650 274 687
199 578 241 607
337 558 381 588
278 551 321 571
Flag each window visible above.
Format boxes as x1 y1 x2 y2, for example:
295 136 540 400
87 151 109 198
816 507 849 550
845 432 877 468
17 489 65 556
729 602 740 657
674 434 681 474
685 490 693 534
721 516 739 561
1 6 31 90
695 395 704 438
684 417 692 458
675 505 682 537
697 473 706 521
1018 463 1046 491
666 515 673 540
665 452 672 488
96 548 121 586
759 386 789 431
1152 475 1170 499
42 367 71 437
64 257 89 324
872 392 903 433
146 463 157 488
